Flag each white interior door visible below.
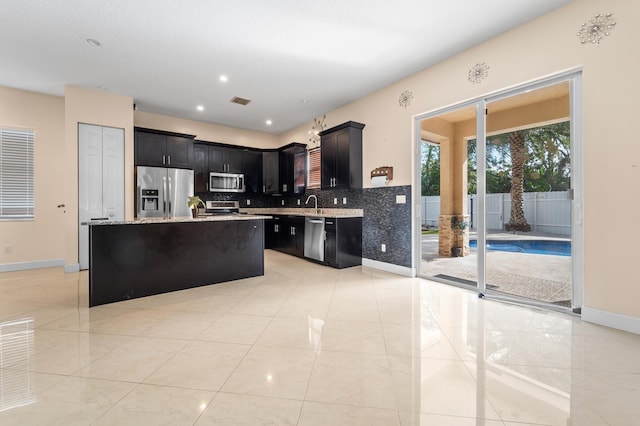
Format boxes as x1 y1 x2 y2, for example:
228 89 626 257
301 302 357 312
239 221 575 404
78 124 124 270
102 127 125 222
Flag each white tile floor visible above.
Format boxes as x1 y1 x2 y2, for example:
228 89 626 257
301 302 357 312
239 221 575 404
0 250 639 425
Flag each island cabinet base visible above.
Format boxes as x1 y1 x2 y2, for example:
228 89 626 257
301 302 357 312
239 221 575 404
89 220 264 306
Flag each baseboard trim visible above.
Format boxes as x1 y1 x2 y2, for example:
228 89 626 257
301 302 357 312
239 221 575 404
0 258 65 273
582 306 640 335
64 263 80 273
362 258 415 277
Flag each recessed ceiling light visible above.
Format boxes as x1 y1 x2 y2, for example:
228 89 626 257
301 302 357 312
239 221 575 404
86 38 101 47
219 75 228 83
196 105 204 111
266 120 273 126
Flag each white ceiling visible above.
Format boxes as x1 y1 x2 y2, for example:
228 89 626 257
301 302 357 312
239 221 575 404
0 0 572 135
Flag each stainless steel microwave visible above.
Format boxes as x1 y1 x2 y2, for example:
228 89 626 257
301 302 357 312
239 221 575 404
209 172 245 192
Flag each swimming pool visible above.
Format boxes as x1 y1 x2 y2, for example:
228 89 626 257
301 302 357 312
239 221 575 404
469 239 571 256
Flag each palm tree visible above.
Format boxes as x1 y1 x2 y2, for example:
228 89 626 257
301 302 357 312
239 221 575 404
505 131 531 232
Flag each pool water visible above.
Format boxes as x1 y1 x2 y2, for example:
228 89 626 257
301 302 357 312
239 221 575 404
469 239 571 256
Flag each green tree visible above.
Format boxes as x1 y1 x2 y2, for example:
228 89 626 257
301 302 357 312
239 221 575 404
421 143 440 196
467 121 570 195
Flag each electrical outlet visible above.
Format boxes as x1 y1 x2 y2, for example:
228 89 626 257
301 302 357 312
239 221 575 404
333 198 338 205
281 199 285 206
297 199 300 205
396 195 406 204
381 244 386 252
4 245 12 254
342 197 347 204
246 199 251 206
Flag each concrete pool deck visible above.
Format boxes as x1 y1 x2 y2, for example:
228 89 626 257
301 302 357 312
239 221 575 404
421 232 572 306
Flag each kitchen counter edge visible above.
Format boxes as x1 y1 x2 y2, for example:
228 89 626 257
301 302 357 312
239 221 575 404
82 214 272 226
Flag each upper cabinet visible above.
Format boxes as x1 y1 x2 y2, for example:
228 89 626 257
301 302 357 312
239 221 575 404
134 127 195 169
208 145 243 173
320 121 365 189
193 143 209 192
262 144 306 195
242 149 263 194
279 143 307 194
262 150 279 194
193 141 263 193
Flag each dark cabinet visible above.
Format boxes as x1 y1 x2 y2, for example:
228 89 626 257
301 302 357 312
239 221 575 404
262 150 279 194
270 215 304 258
242 149 263 194
209 145 243 173
320 121 364 189
324 217 362 268
135 128 195 169
279 143 307 194
194 142 262 193
193 143 209 192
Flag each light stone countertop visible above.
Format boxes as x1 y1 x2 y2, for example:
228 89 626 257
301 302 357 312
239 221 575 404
239 207 363 218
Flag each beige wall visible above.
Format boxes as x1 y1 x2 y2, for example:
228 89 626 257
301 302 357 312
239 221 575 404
64 86 134 268
0 87 65 266
279 0 640 319
134 111 280 149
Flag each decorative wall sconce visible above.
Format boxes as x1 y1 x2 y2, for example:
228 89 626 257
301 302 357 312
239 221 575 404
398 90 413 108
577 13 616 45
308 115 326 146
468 62 490 84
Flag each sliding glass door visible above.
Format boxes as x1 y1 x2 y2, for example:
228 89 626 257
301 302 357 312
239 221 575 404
416 72 582 312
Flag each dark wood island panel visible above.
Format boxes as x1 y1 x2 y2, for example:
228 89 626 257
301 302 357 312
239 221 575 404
89 219 264 306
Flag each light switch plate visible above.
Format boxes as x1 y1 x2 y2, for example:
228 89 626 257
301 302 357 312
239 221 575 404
246 199 251 206
333 198 338 205
396 195 406 204
342 197 347 204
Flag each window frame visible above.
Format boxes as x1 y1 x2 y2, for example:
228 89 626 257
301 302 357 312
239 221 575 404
307 146 321 190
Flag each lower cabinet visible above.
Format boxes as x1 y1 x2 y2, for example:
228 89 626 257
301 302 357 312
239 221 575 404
266 215 362 268
325 217 362 269
269 215 305 258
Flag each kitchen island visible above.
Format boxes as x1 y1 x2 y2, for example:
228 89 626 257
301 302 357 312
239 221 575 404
87 215 268 306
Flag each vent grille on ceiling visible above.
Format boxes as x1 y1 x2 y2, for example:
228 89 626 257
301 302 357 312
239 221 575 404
230 96 251 106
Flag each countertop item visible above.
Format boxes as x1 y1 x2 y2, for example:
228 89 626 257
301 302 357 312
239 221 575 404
82 214 271 226
240 208 363 218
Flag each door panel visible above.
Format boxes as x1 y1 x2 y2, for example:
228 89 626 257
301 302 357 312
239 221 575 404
483 81 572 307
78 124 124 270
102 127 125 222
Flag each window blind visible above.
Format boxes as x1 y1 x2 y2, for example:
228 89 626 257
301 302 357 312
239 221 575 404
0 127 35 219
307 147 321 189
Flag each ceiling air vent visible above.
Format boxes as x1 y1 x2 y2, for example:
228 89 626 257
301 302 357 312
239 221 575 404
230 96 251 106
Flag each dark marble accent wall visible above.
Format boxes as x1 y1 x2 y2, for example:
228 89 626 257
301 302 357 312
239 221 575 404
199 185 413 269
362 185 412 268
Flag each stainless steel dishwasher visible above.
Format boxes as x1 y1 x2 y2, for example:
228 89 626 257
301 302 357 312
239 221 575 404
304 217 325 262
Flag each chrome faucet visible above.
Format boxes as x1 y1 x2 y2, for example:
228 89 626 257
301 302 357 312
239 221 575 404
305 194 318 211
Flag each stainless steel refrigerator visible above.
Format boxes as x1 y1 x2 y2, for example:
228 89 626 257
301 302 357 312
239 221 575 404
136 166 194 218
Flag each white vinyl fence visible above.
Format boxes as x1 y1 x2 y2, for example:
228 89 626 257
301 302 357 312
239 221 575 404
421 191 571 236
